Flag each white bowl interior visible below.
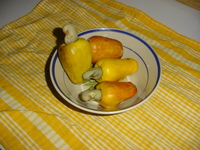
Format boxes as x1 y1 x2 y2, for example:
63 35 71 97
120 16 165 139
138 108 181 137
50 28 161 114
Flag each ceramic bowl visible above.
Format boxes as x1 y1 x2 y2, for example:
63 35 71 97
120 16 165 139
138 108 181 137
49 28 161 115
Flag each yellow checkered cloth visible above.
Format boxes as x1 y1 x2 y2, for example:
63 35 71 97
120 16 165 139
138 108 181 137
0 0 200 149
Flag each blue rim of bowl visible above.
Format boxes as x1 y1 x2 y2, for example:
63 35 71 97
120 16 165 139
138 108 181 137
50 28 161 114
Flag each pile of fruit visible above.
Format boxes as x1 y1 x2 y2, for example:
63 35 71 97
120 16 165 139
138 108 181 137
58 24 138 109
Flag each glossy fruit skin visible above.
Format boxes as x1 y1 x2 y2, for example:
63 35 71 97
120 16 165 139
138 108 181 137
96 81 137 108
94 58 138 82
58 38 92 84
88 36 123 64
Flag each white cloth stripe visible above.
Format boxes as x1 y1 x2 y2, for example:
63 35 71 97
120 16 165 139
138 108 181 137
1 88 70 149
144 104 199 147
23 111 70 149
147 92 200 145
1 113 40 149
113 111 180 149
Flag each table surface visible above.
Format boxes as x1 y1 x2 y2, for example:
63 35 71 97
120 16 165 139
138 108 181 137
0 0 200 42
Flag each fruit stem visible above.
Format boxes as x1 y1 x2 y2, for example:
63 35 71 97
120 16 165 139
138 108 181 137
63 24 78 44
79 89 102 101
83 68 102 80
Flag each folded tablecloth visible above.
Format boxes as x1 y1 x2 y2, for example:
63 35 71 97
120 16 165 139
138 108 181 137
0 0 200 149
